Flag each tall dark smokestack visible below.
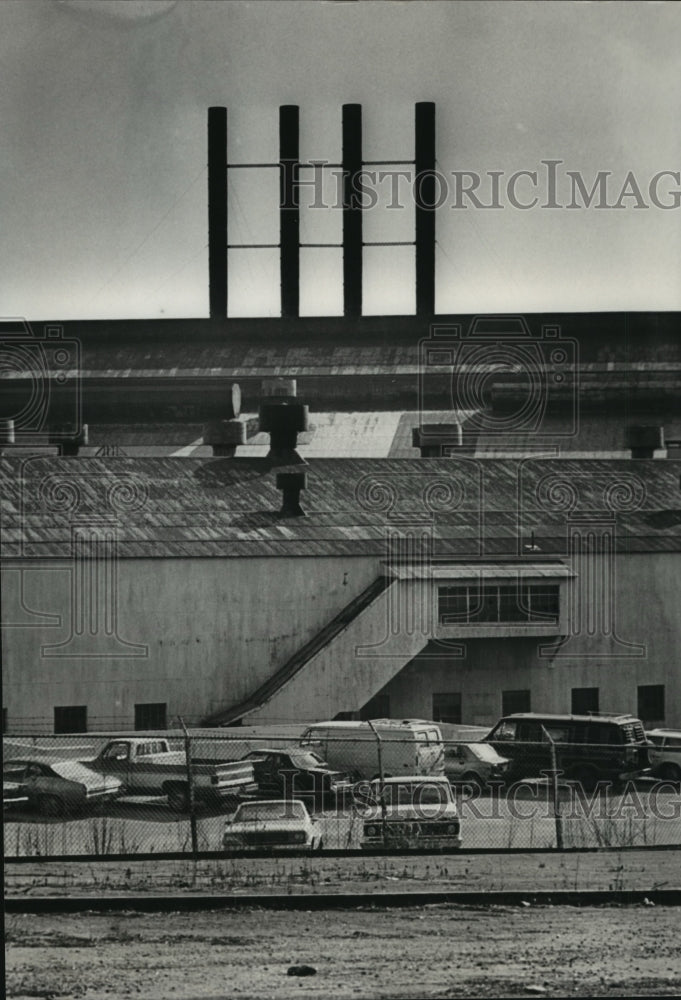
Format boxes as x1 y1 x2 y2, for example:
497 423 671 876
415 102 436 316
208 106 228 320
342 103 363 317
279 105 300 319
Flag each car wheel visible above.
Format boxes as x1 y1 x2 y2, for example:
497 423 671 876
166 786 190 813
461 771 484 792
659 763 681 783
37 794 65 818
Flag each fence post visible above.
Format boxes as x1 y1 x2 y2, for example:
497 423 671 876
541 725 564 850
179 716 199 858
366 720 387 847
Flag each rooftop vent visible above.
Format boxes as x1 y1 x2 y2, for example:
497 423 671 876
259 379 308 464
276 470 307 517
412 421 476 457
625 424 664 459
202 383 244 456
0 418 15 450
203 419 246 457
48 424 89 456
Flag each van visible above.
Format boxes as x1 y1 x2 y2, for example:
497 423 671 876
299 719 445 781
485 713 650 788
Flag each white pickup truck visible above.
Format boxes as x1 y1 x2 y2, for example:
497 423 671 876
84 737 255 812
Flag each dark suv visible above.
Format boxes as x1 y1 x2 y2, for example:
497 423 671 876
485 713 650 788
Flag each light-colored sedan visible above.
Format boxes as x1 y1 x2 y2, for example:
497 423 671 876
222 799 323 851
647 729 681 782
444 742 510 789
3 758 122 816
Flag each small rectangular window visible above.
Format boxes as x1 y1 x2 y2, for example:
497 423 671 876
526 585 560 623
134 703 167 731
502 690 531 715
438 586 468 624
468 586 499 623
438 584 560 625
637 685 665 725
54 706 87 734
432 692 462 725
571 687 600 715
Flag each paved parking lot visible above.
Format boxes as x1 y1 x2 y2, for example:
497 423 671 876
4 781 680 857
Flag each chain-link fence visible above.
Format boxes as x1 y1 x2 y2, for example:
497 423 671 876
3 728 680 859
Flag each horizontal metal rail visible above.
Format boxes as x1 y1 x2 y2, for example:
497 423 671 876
7 888 681 912
4 843 680 866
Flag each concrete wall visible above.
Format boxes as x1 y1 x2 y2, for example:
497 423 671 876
1 556 379 732
376 553 681 729
248 580 432 724
3 551 679 732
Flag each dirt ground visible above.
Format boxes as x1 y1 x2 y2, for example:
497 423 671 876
6 851 681 999
6 903 681 999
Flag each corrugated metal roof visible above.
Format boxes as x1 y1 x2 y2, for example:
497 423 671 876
2 456 680 558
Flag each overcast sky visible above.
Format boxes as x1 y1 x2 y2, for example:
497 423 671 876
1 0 680 319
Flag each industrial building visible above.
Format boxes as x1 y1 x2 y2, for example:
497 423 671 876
1 104 680 734
2 442 680 733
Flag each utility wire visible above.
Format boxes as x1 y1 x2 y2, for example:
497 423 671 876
86 165 207 306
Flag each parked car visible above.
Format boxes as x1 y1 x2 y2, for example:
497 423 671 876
646 729 681 782
222 799 323 851
444 742 509 789
300 719 445 780
485 713 650 789
3 773 29 810
241 748 350 807
84 737 255 812
2 758 122 816
357 775 462 850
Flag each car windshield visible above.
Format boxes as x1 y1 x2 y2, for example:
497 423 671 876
289 752 326 769
489 721 517 740
233 802 306 822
